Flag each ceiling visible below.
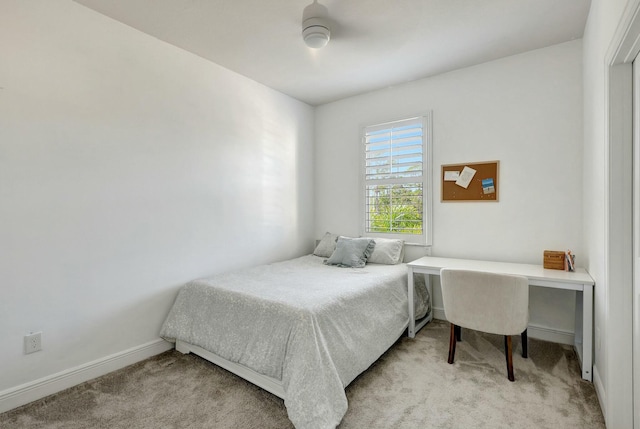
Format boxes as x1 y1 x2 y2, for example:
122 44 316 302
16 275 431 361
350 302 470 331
74 0 592 106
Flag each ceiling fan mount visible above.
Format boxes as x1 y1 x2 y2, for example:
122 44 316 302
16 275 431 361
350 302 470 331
302 0 331 49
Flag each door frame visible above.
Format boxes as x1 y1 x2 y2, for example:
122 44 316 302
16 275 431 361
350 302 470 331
605 1 640 427
634 57 640 429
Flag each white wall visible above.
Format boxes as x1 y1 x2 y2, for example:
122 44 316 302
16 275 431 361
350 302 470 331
0 0 314 401
583 0 635 427
315 41 584 338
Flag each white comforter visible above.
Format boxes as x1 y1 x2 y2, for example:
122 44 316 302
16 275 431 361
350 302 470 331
160 255 422 429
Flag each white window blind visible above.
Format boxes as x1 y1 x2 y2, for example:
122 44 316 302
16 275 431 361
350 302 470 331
363 115 429 244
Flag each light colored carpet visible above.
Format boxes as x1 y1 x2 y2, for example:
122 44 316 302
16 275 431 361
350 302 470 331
0 320 605 428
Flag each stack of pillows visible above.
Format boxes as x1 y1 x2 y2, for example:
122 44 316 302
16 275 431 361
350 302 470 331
313 232 405 268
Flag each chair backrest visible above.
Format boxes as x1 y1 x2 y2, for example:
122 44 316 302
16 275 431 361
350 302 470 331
440 268 529 336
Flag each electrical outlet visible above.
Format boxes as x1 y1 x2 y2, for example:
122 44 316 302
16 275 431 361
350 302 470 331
24 332 42 354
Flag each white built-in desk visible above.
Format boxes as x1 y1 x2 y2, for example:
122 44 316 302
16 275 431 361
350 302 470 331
407 256 595 381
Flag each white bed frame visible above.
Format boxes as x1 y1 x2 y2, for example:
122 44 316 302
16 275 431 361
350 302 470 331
175 340 286 399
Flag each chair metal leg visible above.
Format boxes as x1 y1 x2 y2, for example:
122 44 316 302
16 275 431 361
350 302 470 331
448 323 457 364
504 335 515 382
454 324 462 342
521 329 528 358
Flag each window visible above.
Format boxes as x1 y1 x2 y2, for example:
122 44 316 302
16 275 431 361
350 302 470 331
362 114 432 245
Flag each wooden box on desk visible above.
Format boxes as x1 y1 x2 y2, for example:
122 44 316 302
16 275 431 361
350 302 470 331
543 250 566 270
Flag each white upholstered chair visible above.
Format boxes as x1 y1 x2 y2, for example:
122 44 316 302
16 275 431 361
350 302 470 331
440 268 529 382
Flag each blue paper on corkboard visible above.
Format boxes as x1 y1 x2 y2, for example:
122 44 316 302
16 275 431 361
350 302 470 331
482 178 495 194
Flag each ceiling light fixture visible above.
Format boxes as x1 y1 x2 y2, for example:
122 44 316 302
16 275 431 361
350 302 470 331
302 1 331 49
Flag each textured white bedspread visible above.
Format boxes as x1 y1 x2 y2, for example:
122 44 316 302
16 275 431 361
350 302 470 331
160 255 420 429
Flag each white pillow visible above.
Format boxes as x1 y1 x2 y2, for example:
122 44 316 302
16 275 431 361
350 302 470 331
365 238 405 265
313 232 339 258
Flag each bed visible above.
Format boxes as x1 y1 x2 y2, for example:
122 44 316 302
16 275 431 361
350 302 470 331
160 237 431 429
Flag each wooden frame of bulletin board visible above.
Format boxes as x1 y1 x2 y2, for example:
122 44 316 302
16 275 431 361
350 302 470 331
441 160 499 202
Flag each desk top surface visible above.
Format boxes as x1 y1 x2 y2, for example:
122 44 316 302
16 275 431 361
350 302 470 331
407 256 594 286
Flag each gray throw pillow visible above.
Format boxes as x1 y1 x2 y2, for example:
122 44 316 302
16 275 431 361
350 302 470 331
324 237 376 268
313 232 339 257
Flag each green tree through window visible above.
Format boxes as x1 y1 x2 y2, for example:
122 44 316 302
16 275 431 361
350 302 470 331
368 183 423 234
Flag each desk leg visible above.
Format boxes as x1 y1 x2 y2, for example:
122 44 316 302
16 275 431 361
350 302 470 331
581 284 594 382
408 268 415 338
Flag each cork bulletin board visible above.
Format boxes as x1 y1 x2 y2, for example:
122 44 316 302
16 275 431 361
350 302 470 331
441 160 499 202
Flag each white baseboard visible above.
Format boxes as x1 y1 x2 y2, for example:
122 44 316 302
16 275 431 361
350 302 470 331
593 365 606 422
0 338 173 414
432 307 447 321
432 307 575 345
526 324 574 345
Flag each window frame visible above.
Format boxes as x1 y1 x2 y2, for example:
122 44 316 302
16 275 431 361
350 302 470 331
359 112 433 246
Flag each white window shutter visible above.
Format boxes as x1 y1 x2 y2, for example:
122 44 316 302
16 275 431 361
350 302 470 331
363 115 430 244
